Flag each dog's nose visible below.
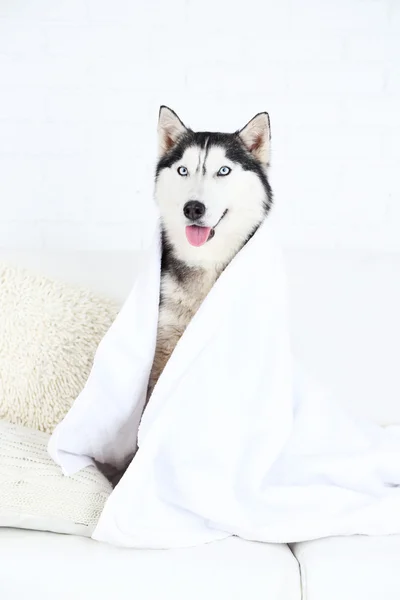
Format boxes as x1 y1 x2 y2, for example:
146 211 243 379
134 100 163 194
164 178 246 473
183 200 206 221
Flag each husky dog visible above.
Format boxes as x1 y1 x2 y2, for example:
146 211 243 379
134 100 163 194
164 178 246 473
147 106 273 397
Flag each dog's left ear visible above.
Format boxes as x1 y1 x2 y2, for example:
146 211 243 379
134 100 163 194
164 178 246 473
158 106 187 156
238 112 271 165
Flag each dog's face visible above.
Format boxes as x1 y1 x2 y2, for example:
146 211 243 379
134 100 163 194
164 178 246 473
155 107 272 267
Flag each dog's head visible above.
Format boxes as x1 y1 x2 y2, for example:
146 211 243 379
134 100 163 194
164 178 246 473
155 106 272 267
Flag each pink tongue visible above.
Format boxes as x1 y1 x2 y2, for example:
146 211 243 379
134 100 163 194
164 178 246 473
185 225 212 247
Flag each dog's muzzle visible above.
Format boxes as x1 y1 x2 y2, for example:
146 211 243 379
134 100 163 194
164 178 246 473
208 209 228 240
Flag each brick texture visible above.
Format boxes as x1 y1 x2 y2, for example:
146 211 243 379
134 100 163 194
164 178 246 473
0 0 399 250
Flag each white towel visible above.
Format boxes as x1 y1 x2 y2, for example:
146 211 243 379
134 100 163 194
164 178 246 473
48 214 400 549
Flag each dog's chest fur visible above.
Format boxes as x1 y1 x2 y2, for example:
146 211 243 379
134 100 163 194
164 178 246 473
147 264 220 396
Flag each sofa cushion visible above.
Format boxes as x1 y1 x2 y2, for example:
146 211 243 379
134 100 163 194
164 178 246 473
291 535 400 600
0 421 112 536
0 261 119 432
0 529 301 600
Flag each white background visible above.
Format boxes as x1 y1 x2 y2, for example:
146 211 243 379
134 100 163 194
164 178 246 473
0 0 399 251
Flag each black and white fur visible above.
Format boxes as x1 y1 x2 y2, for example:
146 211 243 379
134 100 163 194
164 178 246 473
147 106 273 397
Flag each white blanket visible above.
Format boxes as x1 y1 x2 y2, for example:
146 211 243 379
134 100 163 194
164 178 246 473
48 215 400 549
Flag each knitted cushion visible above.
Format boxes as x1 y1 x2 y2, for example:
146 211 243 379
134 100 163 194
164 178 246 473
0 262 119 433
0 421 112 536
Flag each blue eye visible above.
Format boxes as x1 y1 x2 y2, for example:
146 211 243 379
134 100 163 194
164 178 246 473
217 166 231 176
177 166 188 176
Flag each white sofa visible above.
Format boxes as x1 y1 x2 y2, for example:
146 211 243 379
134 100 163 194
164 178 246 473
1 249 400 600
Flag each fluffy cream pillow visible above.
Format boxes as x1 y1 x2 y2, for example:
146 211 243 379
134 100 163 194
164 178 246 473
0 262 119 433
0 421 112 536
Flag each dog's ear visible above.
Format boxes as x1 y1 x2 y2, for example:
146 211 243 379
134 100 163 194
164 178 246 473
238 112 271 165
158 106 187 156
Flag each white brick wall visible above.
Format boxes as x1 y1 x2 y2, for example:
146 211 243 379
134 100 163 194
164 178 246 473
0 0 399 251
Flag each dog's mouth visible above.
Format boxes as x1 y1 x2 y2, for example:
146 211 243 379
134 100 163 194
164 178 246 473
185 210 228 247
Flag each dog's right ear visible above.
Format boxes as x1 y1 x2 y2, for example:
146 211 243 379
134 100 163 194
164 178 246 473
238 112 271 166
158 106 187 156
